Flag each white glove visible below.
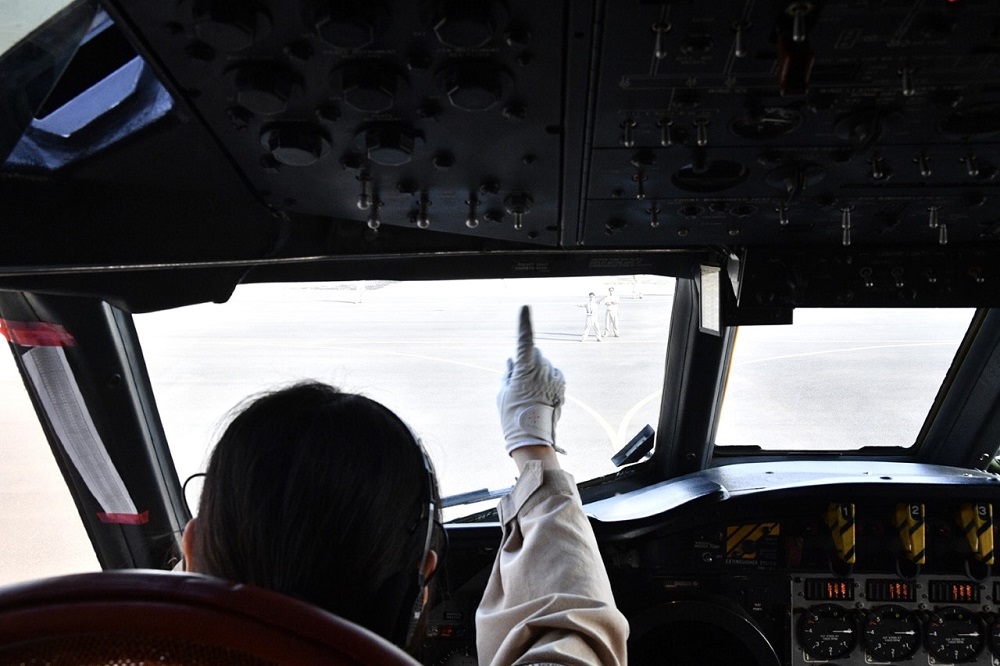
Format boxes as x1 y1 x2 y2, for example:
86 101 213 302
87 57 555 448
497 306 566 454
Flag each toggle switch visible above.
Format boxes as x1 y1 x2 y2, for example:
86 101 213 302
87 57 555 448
733 20 749 58
899 66 915 97
366 199 382 229
962 154 980 178
658 117 674 147
416 194 431 228
632 171 647 200
788 2 810 42
927 206 940 229
652 21 671 60
504 193 532 230
621 118 637 148
647 204 660 228
465 196 480 229
356 172 373 210
870 153 888 180
694 117 709 147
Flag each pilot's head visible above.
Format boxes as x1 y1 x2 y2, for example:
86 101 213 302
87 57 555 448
182 381 441 651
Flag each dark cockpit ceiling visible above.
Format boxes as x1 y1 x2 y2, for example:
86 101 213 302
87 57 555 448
1 0 998 313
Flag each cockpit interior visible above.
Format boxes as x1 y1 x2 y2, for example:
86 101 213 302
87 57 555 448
3 1 1000 664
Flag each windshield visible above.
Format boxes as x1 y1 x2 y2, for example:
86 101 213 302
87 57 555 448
715 308 976 452
0 0 76 56
134 276 672 518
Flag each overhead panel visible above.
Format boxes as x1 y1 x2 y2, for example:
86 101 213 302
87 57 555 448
583 0 1000 248
104 0 569 246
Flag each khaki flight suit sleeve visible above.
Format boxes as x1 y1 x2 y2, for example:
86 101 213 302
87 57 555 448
475 461 629 666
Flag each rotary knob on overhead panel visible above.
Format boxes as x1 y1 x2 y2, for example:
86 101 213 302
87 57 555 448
433 0 503 48
260 123 331 166
341 61 401 113
309 0 385 49
233 64 301 115
440 61 510 111
192 0 270 52
360 124 424 166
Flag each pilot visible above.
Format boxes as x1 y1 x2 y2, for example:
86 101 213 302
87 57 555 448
178 307 627 665
179 382 442 651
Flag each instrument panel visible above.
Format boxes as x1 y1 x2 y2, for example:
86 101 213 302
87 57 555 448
793 574 996 665
609 490 1000 664
430 464 1000 665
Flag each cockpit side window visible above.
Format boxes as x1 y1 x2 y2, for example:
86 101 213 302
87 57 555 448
715 309 976 452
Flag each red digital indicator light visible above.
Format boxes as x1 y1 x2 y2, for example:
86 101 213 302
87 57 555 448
952 584 976 602
889 582 911 600
827 581 851 600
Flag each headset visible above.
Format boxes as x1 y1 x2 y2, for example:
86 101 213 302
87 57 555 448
381 432 441 650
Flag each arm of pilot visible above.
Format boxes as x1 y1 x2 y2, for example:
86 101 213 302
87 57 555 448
476 307 628 666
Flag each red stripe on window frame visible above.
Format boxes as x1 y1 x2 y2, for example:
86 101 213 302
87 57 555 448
97 511 150 525
0 319 77 347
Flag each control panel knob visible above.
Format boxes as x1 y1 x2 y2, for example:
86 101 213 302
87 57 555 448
433 0 498 49
441 61 508 111
341 61 399 113
192 0 269 52
311 0 382 49
362 125 422 166
260 124 330 166
503 192 532 230
234 65 300 115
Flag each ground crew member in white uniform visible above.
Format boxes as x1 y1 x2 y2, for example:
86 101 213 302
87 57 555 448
602 287 620 337
580 292 603 342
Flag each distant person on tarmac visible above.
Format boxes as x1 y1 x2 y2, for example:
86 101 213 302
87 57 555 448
580 292 603 342
602 287 620 337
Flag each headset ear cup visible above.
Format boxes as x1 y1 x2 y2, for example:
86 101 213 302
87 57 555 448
371 569 422 648
404 573 427 647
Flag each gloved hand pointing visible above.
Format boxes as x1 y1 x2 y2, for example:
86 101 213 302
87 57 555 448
497 306 566 455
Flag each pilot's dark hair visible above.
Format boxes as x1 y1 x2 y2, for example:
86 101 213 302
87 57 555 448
191 381 441 650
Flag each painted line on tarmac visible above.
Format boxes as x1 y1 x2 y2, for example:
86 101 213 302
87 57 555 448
563 395 618 448
734 341 958 366
617 390 662 446
161 339 637 449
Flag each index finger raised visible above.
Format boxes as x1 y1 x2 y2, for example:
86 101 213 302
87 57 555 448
515 305 534 365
